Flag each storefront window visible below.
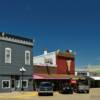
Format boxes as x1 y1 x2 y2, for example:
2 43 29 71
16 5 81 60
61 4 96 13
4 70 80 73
16 80 20 88
2 80 10 89
22 80 28 88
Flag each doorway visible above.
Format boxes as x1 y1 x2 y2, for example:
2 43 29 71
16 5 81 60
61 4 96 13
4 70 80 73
11 75 20 91
11 79 15 91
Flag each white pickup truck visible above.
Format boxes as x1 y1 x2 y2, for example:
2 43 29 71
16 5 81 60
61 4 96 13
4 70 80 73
77 85 90 93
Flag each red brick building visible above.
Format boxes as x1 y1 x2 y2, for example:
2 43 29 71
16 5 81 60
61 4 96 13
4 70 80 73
33 50 75 90
56 50 75 74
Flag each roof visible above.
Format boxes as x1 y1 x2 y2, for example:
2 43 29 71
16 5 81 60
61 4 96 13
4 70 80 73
0 32 33 46
0 32 33 42
57 52 75 58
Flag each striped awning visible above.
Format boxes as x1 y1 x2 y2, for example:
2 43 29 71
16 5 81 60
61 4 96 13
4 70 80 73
33 73 72 80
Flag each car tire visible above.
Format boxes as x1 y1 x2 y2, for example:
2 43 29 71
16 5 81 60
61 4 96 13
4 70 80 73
87 90 89 93
38 93 41 96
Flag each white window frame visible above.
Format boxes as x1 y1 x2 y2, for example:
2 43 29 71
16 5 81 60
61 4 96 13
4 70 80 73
16 80 20 88
5 48 11 64
25 50 30 65
2 80 10 89
21 80 28 88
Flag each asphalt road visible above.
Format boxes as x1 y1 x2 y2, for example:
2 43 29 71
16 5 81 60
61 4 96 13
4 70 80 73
0 88 100 100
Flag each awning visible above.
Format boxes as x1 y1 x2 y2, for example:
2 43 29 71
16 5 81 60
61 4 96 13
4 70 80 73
33 73 72 80
33 74 44 79
90 76 100 80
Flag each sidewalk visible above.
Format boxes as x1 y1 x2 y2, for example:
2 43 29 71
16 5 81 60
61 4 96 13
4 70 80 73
0 91 37 99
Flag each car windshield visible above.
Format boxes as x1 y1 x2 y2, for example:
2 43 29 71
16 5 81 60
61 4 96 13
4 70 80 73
40 82 52 87
78 80 88 85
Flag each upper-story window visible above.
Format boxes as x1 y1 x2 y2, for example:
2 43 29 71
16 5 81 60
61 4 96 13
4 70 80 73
5 48 11 63
25 50 30 65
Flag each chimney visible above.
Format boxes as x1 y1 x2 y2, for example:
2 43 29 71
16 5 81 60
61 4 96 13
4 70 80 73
43 48 48 55
66 49 72 53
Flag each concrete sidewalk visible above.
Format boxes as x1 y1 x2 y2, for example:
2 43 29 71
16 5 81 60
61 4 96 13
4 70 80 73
0 91 37 99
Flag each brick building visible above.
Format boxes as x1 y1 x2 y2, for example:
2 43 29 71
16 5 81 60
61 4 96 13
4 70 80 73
33 49 75 90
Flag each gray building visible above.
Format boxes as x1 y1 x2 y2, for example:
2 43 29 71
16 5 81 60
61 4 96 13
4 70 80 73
0 32 34 92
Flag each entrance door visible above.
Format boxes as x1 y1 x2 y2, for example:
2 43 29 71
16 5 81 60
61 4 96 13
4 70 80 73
11 79 15 91
11 76 20 91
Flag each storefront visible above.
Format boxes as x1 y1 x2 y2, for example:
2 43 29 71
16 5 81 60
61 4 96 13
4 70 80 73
33 73 72 91
90 76 100 87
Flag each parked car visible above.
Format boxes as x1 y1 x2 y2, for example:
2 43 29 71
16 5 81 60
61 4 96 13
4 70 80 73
59 84 73 94
38 82 53 96
75 79 90 93
75 84 90 93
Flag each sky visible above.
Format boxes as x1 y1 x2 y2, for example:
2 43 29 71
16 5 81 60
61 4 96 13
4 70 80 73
0 0 100 68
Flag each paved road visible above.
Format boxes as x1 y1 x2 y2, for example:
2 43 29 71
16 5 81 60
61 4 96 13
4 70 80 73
0 88 100 100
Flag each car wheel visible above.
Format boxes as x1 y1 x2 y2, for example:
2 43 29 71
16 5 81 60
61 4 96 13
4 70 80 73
38 93 41 96
87 90 89 93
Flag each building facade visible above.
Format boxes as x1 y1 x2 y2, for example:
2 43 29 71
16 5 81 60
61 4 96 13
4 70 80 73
75 67 100 87
33 50 75 90
33 49 75 75
0 32 34 92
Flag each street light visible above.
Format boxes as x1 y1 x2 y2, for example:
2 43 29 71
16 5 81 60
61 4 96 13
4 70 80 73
19 67 26 91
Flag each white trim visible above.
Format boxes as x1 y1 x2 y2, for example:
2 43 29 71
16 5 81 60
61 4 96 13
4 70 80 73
16 80 20 88
21 80 28 88
0 36 33 46
25 50 30 65
5 48 11 64
2 80 10 89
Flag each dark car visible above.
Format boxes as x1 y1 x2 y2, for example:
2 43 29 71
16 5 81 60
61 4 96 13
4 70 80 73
38 82 53 96
59 84 73 94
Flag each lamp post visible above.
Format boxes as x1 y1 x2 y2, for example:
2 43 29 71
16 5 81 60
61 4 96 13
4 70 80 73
19 67 26 91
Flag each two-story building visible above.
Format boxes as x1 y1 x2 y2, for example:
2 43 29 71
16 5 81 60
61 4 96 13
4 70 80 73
33 49 75 90
0 32 34 92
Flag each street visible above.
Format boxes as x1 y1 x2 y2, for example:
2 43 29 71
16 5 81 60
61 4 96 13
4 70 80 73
0 88 99 100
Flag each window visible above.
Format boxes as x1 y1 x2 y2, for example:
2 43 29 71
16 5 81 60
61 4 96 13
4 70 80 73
21 80 28 88
2 80 10 89
5 48 11 63
25 50 30 65
16 80 20 88
44 58 53 64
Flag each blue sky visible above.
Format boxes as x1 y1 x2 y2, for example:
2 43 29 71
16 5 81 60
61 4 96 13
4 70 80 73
0 0 100 68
